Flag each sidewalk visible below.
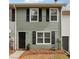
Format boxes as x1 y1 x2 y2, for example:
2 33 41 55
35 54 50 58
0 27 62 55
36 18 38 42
9 51 24 59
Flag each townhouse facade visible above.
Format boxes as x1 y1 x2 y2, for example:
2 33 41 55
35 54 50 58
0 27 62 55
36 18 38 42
9 3 69 50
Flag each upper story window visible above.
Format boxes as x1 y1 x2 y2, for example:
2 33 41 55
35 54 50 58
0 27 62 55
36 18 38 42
26 8 59 22
30 8 39 22
12 9 15 22
50 8 58 22
9 9 15 22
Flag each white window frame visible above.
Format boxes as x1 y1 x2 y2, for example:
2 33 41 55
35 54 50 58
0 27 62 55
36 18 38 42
36 31 51 45
49 8 59 22
30 8 39 22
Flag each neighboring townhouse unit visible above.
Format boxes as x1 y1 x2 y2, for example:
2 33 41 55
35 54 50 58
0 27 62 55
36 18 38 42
9 3 66 50
9 7 15 36
9 6 15 49
62 4 70 52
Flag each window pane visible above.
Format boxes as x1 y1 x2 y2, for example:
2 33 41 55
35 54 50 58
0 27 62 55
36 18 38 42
37 38 43 43
37 32 43 37
31 9 37 21
51 9 57 21
31 10 37 15
51 16 57 21
45 38 50 43
51 9 57 14
45 32 50 37
31 16 37 21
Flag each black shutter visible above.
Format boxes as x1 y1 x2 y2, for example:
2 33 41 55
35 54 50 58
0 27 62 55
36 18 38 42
32 31 36 44
46 8 49 22
26 8 29 22
39 8 42 22
51 31 55 44
12 9 15 22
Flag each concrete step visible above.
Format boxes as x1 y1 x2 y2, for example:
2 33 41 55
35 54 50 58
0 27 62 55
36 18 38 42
9 51 24 59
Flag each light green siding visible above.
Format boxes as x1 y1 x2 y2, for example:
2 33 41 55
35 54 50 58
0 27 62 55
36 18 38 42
16 8 61 50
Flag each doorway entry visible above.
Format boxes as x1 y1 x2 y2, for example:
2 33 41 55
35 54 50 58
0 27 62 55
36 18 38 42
62 36 69 51
19 32 26 49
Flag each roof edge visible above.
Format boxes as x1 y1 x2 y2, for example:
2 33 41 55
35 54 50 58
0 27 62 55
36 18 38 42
9 3 66 8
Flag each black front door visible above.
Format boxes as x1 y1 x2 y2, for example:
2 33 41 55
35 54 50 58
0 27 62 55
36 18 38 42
19 32 25 49
62 36 69 51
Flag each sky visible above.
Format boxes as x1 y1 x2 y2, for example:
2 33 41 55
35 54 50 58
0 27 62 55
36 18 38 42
9 0 69 4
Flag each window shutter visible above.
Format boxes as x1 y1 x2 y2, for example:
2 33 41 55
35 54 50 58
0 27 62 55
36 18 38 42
32 31 36 44
12 9 15 22
26 8 29 22
46 8 49 22
51 31 55 44
39 8 42 22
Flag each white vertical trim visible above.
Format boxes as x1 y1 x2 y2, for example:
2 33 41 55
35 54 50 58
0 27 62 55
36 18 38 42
25 32 27 49
14 5 17 50
61 8 63 50
57 8 59 22
43 32 44 44
36 31 37 44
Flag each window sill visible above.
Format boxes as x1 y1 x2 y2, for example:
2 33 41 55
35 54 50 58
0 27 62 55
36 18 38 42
36 43 51 45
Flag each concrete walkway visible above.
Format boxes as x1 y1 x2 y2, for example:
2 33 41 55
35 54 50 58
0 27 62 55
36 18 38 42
9 51 24 59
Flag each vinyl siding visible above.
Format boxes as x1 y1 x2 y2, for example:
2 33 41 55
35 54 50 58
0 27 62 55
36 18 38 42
16 8 61 49
61 15 70 36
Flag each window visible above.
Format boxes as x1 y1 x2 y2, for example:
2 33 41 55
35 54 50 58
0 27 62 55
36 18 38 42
50 8 58 22
36 31 51 44
44 32 50 43
37 32 43 43
30 8 39 22
12 9 15 22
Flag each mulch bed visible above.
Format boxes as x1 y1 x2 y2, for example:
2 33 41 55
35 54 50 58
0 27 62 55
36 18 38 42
19 50 68 59
9 48 16 55
20 49 64 56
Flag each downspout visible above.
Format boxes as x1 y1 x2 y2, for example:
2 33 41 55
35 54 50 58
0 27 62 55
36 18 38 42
13 4 17 50
60 7 63 50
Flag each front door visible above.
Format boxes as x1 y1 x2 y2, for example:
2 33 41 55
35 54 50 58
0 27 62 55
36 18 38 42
62 36 69 51
19 32 26 49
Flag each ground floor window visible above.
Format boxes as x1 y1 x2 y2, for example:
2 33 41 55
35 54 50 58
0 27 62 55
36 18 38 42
36 31 51 45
